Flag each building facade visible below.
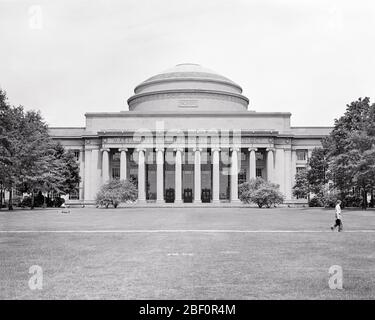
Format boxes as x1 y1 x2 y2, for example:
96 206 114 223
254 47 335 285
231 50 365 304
50 63 332 205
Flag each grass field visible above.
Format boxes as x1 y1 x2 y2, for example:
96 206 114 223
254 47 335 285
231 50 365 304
1 207 375 299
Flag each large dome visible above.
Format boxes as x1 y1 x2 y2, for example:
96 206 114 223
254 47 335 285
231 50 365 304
127 63 249 112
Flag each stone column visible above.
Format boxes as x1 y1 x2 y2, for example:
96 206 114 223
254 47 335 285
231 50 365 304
79 150 84 201
266 148 275 182
275 148 285 194
156 148 165 203
91 148 100 200
174 148 183 204
137 148 146 203
212 148 220 203
284 148 292 201
248 147 257 180
291 150 297 199
194 147 202 203
119 148 128 180
230 147 240 203
101 148 110 183
83 148 91 203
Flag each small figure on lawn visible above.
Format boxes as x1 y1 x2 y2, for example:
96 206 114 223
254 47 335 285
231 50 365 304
331 200 343 232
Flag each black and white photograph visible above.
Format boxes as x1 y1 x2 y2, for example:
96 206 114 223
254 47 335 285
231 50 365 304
1 0 375 309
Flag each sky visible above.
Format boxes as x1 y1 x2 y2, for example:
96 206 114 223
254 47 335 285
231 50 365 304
0 0 374 127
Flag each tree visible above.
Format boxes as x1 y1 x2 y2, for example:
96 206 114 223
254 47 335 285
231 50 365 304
1 89 81 210
0 90 27 209
325 97 375 208
96 179 137 208
307 147 329 195
292 168 310 200
239 177 284 208
15 110 57 209
49 143 81 195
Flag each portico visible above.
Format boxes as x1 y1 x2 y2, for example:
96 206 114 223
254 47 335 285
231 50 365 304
49 63 331 206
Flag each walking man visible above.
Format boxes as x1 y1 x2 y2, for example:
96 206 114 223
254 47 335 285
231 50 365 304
331 200 343 232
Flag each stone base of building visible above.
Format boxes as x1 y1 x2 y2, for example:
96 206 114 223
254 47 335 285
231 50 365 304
68 199 308 208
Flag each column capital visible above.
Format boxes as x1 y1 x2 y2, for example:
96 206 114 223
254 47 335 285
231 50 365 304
248 147 258 152
173 147 184 152
266 147 275 152
100 148 110 153
193 147 202 152
119 148 128 152
212 147 221 152
155 148 164 152
136 148 146 153
230 147 240 152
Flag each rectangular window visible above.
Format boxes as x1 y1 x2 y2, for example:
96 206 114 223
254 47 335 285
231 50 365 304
73 151 80 162
112 167 120 179
238 168 246 184
296 150 307 161
256 168 262 177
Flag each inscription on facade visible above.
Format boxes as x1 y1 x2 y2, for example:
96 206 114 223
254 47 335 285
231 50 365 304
178 100 198 108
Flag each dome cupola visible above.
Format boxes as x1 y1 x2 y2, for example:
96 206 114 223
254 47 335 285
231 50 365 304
127 63 249 112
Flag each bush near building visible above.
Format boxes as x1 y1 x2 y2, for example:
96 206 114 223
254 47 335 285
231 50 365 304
96 179 137 208
239 177 284 208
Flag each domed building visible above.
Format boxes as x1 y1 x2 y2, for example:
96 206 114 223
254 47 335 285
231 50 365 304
50 63 331 206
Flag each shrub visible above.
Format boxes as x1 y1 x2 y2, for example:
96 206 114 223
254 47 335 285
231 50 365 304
53 197 65 207
322 192 337 208
20 196 32 208
239 177 284 208
309 196 323 207
96 179 137 208
309 192 339 208
343 194 363 207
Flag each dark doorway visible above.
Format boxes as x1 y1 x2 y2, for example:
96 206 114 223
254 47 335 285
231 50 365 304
183 188 193 203
165 188 175 203
201 188 211 203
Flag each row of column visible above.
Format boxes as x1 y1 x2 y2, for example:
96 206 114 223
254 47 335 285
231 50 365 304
136 147 243 203
99 147 277 203
83 146 301 203
106 147 247 204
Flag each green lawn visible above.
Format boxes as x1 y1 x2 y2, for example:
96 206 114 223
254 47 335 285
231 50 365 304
0 207 375 299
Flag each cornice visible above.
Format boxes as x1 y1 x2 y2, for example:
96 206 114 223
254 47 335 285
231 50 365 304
134 77 243 94
127 89 249 109
85 111 292 118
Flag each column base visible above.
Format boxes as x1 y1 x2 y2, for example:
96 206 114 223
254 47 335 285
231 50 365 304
156 199 165 204
212 199 221 204
137 199 147 204
193 200 202 204
174 199 183 204
230 199 242 204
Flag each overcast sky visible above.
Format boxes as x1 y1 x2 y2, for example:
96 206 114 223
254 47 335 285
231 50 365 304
1 0 374 127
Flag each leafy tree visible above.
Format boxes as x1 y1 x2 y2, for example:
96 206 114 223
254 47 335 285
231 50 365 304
307 147 329 195
239 177 284 208
15 110 56 208
50 143 81 195
96 179 137 208
292 168 310 200
0 90 27 209
325 97 375 208
1 89 81 210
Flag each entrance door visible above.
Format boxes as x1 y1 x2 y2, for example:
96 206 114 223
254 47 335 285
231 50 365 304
183 188 193 203
165 188 175 203
201 188 211 203
182 163 194 203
